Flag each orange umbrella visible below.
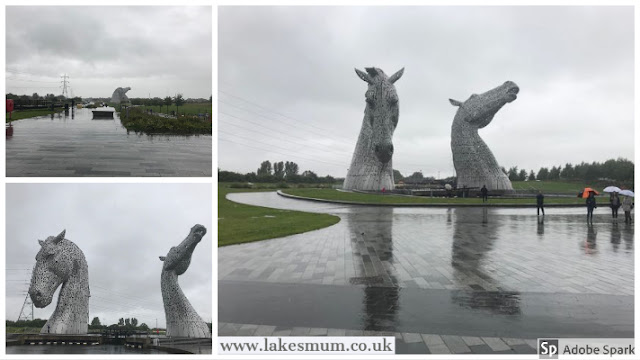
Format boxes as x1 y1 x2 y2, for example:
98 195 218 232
579 188 600 198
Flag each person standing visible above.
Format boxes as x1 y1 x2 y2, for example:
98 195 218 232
610 192 621 221
480 185 488 203
621 195 634 224
586 191 597 224
536 191 545 216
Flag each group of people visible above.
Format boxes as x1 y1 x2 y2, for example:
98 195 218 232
607 191 634 224
479 185 634 224
583 191 634 224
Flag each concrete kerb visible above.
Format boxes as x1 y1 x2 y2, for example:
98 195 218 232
277 190 588 208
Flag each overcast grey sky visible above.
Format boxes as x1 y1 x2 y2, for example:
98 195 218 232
218 6 634 179
6 6 211 99
6 183 212 328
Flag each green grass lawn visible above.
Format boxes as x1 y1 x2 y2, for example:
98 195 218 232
218 184 340 246
282 188 608 205
6 327 41 334
141 102 212 116
6 108 63 122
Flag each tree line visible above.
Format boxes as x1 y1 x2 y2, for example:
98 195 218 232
6 92 212 116
6 92 82 104
218 160 339 184
6 317 153 331
89 316 152 331
501 158 634 184
220 158 633 187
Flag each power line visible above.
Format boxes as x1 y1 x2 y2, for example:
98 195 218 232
6 78 60 83
219 130 349 168
218 104 355 149
6 68 50 76
219 114 352 157
218 89 355 142
218 137 347 171
219 90 434 171
6 85 60 89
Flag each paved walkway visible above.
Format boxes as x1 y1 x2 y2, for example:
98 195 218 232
219 322 538 354
219 192 634 354
6 108 211 177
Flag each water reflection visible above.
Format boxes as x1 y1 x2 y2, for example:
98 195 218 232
345 208 399 331
6 107 212 177
450 208 521 315
584 225 598 254
6 344 164 354
451 208 498 287
610 223 621 252
537 217 544 236
345 208 395 279
622 223 634 250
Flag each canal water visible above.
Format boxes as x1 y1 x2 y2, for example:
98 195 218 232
6 107 211 176
7 344 165 354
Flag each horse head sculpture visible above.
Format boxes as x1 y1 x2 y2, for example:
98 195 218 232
28 230 89 334
343 67 404 191
111 87 131 104
450 81 519 191
160 224 211 338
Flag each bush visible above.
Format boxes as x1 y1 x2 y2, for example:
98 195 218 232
118 107 212 135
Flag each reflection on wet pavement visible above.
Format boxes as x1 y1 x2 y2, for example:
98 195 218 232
219 192 634 340
219 280 632 339
6 108 211 176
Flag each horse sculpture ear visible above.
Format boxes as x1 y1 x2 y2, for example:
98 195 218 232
449 99 463 107
53 230 66 244
38 240 45 247
355 68 373 84
389 68 404 84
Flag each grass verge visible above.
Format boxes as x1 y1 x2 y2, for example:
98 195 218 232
218 184 340 247
282 188 609 205
119 107 211 135
6 327 41 334
6 108 63 122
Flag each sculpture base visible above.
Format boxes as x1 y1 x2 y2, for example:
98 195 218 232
166 321 211 339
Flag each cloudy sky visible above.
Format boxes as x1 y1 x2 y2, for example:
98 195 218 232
6 183 212 328
6 6 211 99
218 6 634 179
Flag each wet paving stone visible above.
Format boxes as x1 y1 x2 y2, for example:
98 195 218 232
219 280 633 339
221 193 634 296
6 108 211 177
219 192 634 351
